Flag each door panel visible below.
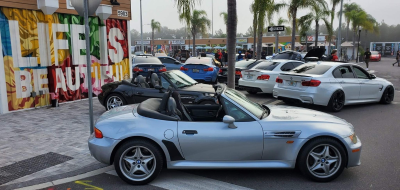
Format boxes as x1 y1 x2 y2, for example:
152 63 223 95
133 88 163 103
352 66 382 100
335 66 361 101
178 121 263 161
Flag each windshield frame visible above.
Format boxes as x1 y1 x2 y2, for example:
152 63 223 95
161 70 198 88
220 88 268 120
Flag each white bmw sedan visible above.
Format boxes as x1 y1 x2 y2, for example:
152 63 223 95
239 60 304 94
273 62 395 111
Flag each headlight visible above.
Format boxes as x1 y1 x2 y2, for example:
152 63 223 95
349 134 358 144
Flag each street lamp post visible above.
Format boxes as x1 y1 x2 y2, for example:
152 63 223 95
337 0 344 60
356 29 361 63
140 0 144 52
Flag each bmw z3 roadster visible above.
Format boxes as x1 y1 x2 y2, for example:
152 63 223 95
88 84 362 185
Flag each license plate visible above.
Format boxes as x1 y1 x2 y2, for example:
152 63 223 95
147 68 154 71
287 80 297 86
247 75 253 79
193 69 200 73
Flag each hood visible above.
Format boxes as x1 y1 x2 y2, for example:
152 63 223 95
304 48 325 59
180 83 216 93
264 105 351 127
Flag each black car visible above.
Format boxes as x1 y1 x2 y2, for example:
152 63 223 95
98 70 217 110
132 56 166 77
217 59 265 86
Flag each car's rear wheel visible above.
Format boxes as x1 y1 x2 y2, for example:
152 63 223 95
106 93 126 110
247 90 258 95
114 140 163 185
380 86 394 104
298 138 346 182
327 90 345 112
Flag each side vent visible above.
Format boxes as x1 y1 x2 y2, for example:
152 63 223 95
264 131 301 138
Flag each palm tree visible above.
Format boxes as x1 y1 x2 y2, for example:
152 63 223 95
179 10 211 57
328 0 341 53
150 19 161 55
363 14 379 48
250 2 259 54
346 8 368 59
342 3 360 42
254 0 274 60
288 0 325 50
270 17 291 53
298 1 332 48
220 12 228 25
265 2 287 54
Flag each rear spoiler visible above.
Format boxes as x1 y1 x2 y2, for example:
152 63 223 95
279 73 313 78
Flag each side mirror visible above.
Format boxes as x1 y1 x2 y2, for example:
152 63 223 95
223 115 237 129
370 74 376 79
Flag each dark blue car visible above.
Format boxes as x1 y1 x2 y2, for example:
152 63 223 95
179 57 219 84
132 56 166 77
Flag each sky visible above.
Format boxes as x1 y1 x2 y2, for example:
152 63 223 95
130 0 400 35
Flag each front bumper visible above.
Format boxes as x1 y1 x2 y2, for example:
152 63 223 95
88 134 121 165
343 135 362 167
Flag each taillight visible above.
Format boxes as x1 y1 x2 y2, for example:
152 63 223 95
302 79 321 87
257 74 270 80
276 77 283 83
94 127 103 138
159 67 167 72
180 66 188 71
235 70 241 75
133 67 143 72
203 67 214 72
219 69 222 74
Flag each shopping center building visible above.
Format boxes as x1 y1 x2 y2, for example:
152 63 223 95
0 0 132 114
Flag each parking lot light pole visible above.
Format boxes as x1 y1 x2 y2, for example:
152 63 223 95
356 29 361 63
337 0 344 60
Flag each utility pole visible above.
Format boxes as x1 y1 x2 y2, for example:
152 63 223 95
337 0 344 60
212 0 214 38
140 0 144 52
84 0 93 134
356 29 361 63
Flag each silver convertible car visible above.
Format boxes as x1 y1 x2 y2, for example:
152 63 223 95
89 85 362 185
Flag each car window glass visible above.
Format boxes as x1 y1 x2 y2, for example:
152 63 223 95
291 64 332 75
332 69 342 78
253 61 279 70
353 67 370 79
291 62 304 68
224 89 264 119
221 97 254 122
280 63 294 71
160 76 171 89
337 66 355 78
134 57 162 64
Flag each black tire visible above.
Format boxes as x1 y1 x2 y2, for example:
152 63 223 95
327 90 345 112
247 90 258 95
105 93 127 110
114 140 164 185
298 137 346 182
380 86 394 104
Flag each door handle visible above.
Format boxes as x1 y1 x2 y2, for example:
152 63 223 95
182 130 198 135
136 91 143 95
339 81 345 84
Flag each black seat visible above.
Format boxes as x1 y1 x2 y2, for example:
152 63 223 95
171 91 192 121
158 91 172 114
137 75 150 88
167 97 181 120
137 98 179 121
151 73 160 88
131 72 139 84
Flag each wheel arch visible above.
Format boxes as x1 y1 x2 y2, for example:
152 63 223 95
295 135 349 168
109 136 168 167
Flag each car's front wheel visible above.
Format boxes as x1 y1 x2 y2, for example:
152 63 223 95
114 140 164 185
380 86 394 104
106 94 126 110
298 138 346 182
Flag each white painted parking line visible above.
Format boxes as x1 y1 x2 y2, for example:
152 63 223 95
107 170 253 190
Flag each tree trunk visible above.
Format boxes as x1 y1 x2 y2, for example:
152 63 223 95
275 32 279 53
328 8 335 54
227 0 237 88
151 29 154 55
291 9 297 51
315 20 319 48
253 20 257 53
256 21 263 60
352 29 356 60
192 32 196 57
345 20 350 42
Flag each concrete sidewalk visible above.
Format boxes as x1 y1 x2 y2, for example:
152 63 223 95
0 98 108 189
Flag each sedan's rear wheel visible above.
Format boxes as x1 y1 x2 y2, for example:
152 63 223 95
114 140 163 185
247 90 258 95
298 138 346 182
327 90 345 112
106 94 126 110
380 86 394 104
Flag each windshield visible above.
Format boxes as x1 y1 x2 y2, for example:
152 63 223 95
291 63 332 75
235 60 256 67
252 61 279 71
134 57 162 64
163 70 198 88
224 88 266 119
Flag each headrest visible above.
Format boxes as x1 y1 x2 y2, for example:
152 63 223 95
167 97 177 115
151 73 160 85
158 91 172 113
136 75 146 83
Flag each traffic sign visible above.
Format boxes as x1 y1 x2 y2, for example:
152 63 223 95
268 26 285 32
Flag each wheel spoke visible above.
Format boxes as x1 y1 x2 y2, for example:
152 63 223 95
130 165 140 175
310 163 323 171
134 147 143 158
323 146 330 158
140 164 150 175
142 156 154 163
322 163 330 175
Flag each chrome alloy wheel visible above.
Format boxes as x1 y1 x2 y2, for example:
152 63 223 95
119 146 156 182
306 144 342 178
107 96 124 110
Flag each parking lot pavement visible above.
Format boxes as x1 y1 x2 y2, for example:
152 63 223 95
2 57 400 189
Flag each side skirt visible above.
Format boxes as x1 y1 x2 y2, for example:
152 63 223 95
167 160 295 169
